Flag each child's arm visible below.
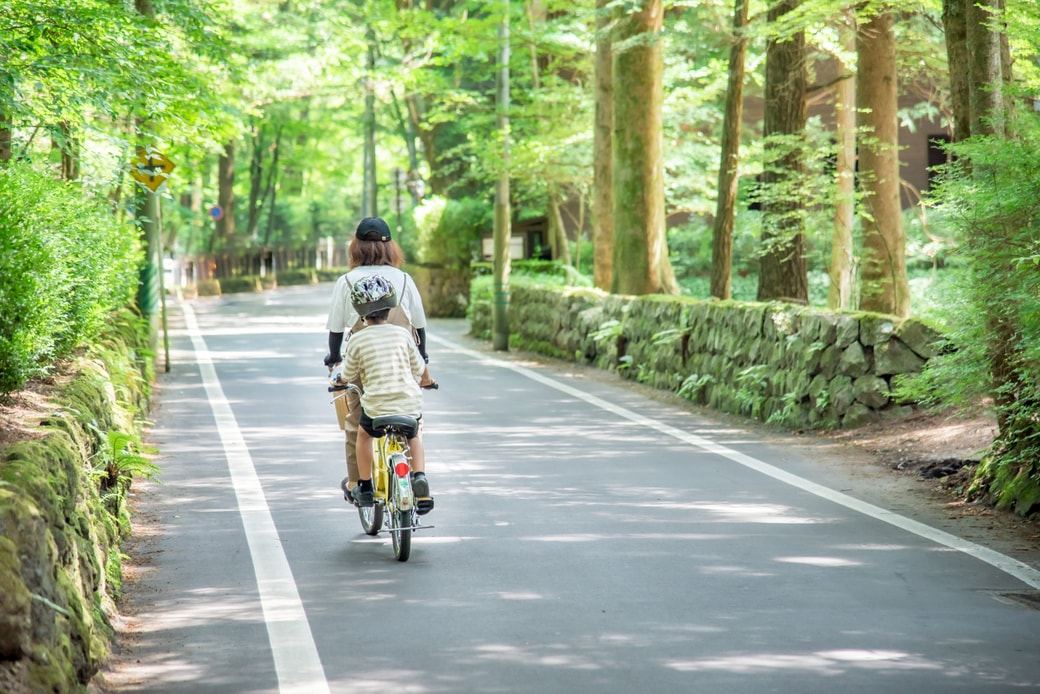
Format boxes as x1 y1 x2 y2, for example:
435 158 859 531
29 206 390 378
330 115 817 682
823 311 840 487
341 339 362 385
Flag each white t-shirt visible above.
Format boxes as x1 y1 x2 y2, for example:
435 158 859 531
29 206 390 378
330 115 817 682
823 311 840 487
325 266 428 334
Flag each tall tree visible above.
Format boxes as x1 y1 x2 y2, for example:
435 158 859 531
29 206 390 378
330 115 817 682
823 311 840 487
857 7 909 317
710 0 750 300
757 0 808 303
592 0 614 291
611 0 678 295
829 11 856 310
0 113 10 163
492 0 512 351
942 0 971 142
213 142 236 252
363 32 378 218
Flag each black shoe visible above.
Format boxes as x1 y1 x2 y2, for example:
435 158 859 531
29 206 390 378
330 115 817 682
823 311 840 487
352 486 374 507
411 472 429 498
411 473 434 515
340 478 354 504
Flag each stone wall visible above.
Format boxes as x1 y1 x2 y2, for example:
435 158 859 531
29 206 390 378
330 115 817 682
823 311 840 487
408 265 471 318
469 284 941 429
0 327 150 693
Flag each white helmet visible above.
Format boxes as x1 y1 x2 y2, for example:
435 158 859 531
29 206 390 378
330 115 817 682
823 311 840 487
350 275 398 317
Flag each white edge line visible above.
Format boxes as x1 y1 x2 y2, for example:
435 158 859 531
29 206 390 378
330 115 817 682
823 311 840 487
183 302 331 694
430 334 1040 591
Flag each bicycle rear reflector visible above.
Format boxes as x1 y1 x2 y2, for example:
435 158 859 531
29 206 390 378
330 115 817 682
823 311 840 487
395 462 411 478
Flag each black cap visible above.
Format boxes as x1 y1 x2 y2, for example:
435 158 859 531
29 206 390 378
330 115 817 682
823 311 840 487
355 217 392 242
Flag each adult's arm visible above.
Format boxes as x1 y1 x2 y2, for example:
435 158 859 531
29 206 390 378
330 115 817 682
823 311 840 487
325 331 344 366
415 327 428 363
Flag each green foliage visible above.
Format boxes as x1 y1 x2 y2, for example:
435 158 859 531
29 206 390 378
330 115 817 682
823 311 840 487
91 430 159 518
0 163 141 394
898 111 1040 515
678 373 713 404
414 196 492 269
734 364 771 419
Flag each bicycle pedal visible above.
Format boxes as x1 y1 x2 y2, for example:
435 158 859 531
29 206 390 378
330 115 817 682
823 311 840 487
415 497 435 515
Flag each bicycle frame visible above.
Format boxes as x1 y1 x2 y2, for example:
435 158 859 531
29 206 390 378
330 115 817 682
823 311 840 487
329 376 431 562
360 414 431 562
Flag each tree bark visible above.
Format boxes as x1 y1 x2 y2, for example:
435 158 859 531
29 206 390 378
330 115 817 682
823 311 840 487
246 125 265 240
757 0 808 303
857 9 909 317
592 0 614 291
942 0 971 141
829 11 856 310
363 33 378 218
548 186 571 266
967 0 1004 137
0 112 11 164
611 0 678 296
492 1 511 351
214 141 236 252
710 0 749 301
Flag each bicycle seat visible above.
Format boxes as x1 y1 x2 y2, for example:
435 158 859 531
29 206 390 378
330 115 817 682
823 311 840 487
371 414 419 438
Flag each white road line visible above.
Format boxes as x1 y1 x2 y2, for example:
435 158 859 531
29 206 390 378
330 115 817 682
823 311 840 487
183 303 330 694
431 334 1040 591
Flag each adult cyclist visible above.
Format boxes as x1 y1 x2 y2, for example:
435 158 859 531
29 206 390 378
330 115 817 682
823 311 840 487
324 216 434 502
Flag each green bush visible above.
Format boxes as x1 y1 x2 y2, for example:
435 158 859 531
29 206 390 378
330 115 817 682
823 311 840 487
0 163 140 393
219 276 262 293
895 112 1040 515
414 195 491 269
276 268 318 286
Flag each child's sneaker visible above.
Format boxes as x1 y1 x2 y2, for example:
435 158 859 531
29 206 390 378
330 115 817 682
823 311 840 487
412 472 434 515
352 485 374 507
411 472 429 497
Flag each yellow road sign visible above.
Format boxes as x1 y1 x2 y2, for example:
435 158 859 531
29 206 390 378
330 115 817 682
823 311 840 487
132 147 176 192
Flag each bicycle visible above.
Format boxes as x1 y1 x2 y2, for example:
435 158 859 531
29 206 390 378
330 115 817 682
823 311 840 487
329 377 435 562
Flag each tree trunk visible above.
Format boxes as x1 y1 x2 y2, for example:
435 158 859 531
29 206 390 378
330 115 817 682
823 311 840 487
967 0 1004 137
363 34 378 218
261 128 283 246
942 0 971 141
857 9 909 317
0 112 11 164
548 186 571 266
246 125 265 240
492 1 511 351
611 0 678 296
757 0 808 303
965 1 1021 442
829 11 856 310
592 0 614 291
214 141 236 252
54 121 79 181
710 0 749 300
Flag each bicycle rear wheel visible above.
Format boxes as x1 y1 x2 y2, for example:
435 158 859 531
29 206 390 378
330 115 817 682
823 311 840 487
359 503 383 535
390 508 412 562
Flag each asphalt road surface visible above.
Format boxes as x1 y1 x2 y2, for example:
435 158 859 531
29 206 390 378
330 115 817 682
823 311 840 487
101 283 1040 694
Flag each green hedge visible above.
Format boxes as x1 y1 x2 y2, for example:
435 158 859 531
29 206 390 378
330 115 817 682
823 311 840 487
0 163 141 394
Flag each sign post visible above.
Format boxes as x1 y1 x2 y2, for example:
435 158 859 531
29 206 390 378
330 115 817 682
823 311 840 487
133 146 176 371
392 167 407 241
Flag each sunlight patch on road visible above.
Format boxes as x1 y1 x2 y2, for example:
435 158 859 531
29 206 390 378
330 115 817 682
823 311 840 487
773 555 864 568
664 649 943 674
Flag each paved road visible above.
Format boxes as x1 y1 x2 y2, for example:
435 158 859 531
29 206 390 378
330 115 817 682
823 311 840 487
102 284 1040 694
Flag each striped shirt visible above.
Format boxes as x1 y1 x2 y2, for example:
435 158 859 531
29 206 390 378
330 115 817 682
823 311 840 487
341 323 425 417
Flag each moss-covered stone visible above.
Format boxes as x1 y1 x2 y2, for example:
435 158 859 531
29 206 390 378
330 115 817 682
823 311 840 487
0 314 151 693
471 284 941 431
0 535 32 659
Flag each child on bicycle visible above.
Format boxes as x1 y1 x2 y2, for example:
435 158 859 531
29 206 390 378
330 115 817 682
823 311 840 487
338 275 434 512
